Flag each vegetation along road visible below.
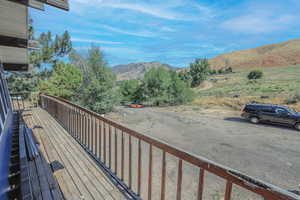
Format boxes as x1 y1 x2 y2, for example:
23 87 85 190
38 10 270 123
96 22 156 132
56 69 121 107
107 106 300 196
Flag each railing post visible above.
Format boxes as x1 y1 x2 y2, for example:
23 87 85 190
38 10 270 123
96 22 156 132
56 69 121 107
114 127 118 174
161 151 166 200
197 168 205 200
137 139 142 196
148 144 153 200
176 160 183 200
224 181 233 200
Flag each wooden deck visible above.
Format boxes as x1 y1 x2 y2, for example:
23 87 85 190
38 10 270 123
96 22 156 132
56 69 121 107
22 107 125 200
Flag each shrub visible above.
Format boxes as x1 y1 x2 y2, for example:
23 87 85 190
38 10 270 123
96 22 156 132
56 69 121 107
285 91 300 104
209 69 217 75
218 68 223 74
119 80 140 102
189 58 211 88
168 71 194 105
247 70 263 80
178 70 192 87
225 67 233 73
143 67 194 106
38 62 83 100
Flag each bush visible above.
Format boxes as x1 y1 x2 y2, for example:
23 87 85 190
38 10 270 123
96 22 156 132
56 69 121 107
178 70 192 87
210 69 217 75
143 67 194 106
247 70 263 80
285 91 300 104
218 68 223 74
119 80 140 102
168 71 194 105
38 62 83 100
225 67 233 73
189 58 211 88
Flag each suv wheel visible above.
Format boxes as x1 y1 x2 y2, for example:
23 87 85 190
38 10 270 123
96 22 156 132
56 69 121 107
295 123 300 131
250 116 259 124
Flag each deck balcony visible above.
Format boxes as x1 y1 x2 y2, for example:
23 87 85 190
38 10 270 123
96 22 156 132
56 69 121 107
0 1 299 199
2 92 298 200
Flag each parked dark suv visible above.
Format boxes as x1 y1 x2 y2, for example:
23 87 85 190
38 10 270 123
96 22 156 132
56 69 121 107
241 103 300 131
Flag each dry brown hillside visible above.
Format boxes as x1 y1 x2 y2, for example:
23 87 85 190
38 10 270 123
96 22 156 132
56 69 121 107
210 38 300 70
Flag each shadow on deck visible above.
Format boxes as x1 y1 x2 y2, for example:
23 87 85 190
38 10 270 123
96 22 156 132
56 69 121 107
22 107 124 200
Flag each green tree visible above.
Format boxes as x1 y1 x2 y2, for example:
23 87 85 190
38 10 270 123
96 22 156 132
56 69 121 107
247 70 263 80
168 71 194 105
38 62 83 100
178 70 192 87
30 30 73 68
28 17 35 40
210 69 217 75
6 69 52 99
7 18 74 101
78 46 119 114
69 49 89 91
119 80 140 102
189 58 211 87
143 67 172 105
142 67 194 106
54 31 72 57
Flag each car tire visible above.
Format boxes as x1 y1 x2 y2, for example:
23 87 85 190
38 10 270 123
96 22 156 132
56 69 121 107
249 116 259 124
295 123 300 131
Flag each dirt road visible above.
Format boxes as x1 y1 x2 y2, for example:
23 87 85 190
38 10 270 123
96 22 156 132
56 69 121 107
107 106 300 195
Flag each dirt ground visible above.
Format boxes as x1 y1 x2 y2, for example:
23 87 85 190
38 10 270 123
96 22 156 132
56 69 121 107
106 105 300 199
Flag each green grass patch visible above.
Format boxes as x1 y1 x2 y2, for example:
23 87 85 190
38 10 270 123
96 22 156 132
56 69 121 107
198 65 300 97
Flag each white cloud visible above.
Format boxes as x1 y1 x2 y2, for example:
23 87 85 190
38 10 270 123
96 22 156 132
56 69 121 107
160 26 176 32
71 0 214 21
221 14 297 34
74 46 142 54
220 4 298 34
100 2 179 20
72 38 122 44
102 46 142 55
100 24 157 37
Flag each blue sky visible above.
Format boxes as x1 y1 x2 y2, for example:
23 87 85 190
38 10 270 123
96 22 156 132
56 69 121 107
30 0 300 68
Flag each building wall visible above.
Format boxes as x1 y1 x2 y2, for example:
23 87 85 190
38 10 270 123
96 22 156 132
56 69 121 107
0 64 13 200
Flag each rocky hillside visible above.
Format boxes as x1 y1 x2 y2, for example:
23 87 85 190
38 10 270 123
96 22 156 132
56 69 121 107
210 38 300 70
112 62 175 81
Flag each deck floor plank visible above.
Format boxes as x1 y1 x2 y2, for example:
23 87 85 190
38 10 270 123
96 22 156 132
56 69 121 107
28 156 43 200
39 112 111 200
25 115 64 200
37 110 122 200
37 108 124 200
33 110 95 200
24 110 82 200
27 111 78 200
23 107 125 200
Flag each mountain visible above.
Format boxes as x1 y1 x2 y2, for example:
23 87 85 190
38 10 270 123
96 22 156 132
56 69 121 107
112 62 176 81
209 38 300 70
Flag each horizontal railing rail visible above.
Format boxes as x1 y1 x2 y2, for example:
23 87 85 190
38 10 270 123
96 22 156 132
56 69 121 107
40 94 300 200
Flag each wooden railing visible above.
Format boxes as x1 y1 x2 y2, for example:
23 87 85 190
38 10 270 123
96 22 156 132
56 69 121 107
40 94 300 200
10 93 26 111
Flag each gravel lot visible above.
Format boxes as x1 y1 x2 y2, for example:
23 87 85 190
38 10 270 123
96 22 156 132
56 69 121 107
106 106 300 199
